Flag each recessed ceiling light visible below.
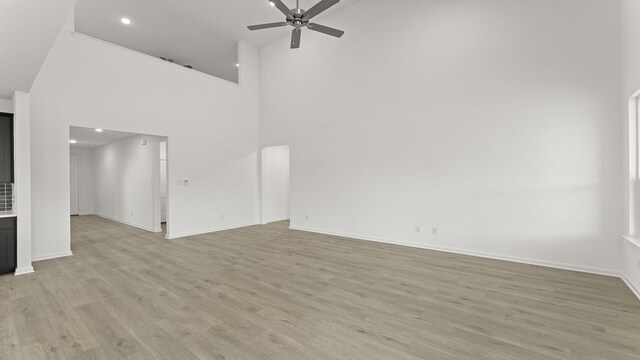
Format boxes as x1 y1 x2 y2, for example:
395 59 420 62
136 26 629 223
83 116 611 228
95 128 104 132
121 18 131 25
269 1 275 6
236 63 240 67
69 140 77 144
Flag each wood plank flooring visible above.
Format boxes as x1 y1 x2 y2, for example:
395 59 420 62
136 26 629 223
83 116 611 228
1 215 639 359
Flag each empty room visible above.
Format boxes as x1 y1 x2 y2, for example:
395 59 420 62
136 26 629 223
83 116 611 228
0 0 639 359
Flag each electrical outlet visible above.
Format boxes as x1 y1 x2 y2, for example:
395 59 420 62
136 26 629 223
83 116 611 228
432 227 438 235
220 214 225 220
305 215 309 221
415 226 421 233
131 211 134 217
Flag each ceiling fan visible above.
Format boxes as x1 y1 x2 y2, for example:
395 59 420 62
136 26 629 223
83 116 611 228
247 0 344 49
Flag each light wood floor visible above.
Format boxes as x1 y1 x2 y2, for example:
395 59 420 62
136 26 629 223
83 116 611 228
1 216 639 359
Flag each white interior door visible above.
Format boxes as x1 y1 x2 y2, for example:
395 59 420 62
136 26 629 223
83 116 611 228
70 154 80 216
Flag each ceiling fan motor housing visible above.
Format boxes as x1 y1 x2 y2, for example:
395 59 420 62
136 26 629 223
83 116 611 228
287 8 309 28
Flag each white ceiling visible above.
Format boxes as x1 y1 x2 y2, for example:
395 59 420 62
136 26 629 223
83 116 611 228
75 0 361 82
69 126 139 148
0 0 75 99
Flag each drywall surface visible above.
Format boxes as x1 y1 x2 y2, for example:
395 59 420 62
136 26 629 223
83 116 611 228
69 146 95 216
621 0 640 297
93 135 162 231
29 13 260 259
0 0 74 98
622 0 640 99
260 0 623 274
262 145 290 223
0 99 12 113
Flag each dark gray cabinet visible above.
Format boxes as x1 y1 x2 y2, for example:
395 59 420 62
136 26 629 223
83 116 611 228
0 113 13 184
0 217 16 274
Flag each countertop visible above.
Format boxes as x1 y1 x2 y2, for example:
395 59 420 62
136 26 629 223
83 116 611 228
0 211 16 218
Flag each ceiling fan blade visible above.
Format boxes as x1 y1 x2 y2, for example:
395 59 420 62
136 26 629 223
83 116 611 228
291 28 301 49
307 23 344 38
247 22 289 31
303 0 340 20
270 0 294 16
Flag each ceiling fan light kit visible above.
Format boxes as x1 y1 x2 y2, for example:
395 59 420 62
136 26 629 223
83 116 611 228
248 0 345 49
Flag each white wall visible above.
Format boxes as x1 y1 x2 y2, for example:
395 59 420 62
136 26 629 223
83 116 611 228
29 12 260 260
0 99 12 113
69 146 95 215
12 91 33 274
260 0 623 274
261 145 290 223
621 0 640 298
93 135 162 232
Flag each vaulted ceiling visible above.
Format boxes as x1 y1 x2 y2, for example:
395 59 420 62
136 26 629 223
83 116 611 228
0 0 75 99
0 0 360 98
75 0 362 82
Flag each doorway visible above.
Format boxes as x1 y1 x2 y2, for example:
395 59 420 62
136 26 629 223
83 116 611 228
68 126 169 235
629 93 640 235
160 141 168 225
261 145 290 224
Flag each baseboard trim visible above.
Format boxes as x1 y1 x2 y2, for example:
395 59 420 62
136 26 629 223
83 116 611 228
621 274 640 300
168 222 259 240
289 225 620 278
32 251 73 262
97 214 157 233
14 266 34 276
